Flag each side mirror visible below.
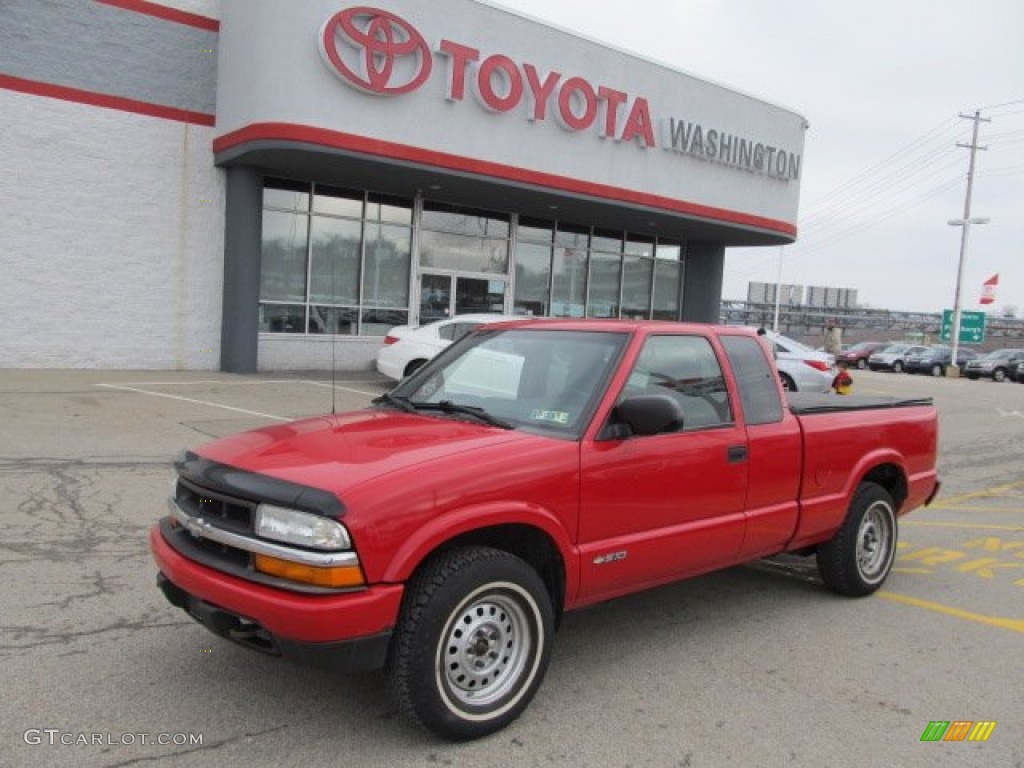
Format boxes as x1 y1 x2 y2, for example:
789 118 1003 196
608 394 685 438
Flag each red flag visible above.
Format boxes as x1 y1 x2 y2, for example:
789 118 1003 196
979 273 998 305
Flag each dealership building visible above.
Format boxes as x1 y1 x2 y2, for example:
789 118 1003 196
1 0 806 371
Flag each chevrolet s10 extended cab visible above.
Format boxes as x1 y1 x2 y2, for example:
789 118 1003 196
151 320 939 740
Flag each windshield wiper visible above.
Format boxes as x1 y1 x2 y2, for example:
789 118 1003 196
371 392 417 413
412 400 514 430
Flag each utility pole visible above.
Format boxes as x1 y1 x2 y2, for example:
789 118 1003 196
947 109 989 375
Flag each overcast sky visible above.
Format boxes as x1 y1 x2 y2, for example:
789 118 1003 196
493 0 1024 315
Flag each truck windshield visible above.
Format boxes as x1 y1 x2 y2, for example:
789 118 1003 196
388 328 628 437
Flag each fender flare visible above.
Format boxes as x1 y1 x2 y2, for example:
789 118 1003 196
380 500 580 603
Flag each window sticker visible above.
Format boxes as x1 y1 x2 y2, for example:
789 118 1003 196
530 409 569 425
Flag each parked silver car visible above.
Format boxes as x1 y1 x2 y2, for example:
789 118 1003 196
963 348 1024 382
868 343 930 373
759 329 838 392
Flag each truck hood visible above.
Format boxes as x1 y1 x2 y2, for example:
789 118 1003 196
194 408 534 497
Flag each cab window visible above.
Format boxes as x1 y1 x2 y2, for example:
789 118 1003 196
621 335 732 430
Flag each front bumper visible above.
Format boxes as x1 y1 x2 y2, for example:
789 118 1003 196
151 525 403 671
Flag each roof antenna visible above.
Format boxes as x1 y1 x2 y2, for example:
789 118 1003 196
330 240 338 415
331 311 337 415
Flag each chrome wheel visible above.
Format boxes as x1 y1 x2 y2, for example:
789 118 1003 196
439 587 534 710
856 502 894 584
817 482 897 596
388 547 554 740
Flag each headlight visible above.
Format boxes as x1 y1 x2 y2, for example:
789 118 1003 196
255 504 351 551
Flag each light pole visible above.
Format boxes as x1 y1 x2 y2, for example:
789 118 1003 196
945 109 990 377
946 216 989 373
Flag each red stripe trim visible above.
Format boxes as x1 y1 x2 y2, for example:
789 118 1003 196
0 74 216 126
94 0 220 32
214 122 797 237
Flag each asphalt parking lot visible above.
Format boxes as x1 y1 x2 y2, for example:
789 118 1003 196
1 367 1021 767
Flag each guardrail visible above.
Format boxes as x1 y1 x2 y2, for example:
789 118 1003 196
721 302 1024 349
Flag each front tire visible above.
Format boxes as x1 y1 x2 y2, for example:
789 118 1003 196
388 547 554 741
856 358 867 370
816 483 897 596
779 372 796 392
993 368 1007 382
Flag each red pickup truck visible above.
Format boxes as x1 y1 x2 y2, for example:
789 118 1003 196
151 320 939 740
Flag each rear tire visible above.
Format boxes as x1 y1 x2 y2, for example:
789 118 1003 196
856 359 867 370
892 360 904 373
404 359 427 377
931 364 943 377
817 483 897 596
387 547 554 741
779 373 796 392
993 368 1007 383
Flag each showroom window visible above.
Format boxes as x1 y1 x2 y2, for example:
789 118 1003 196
513 220 682 320
259 179 412 335
419 201 510 274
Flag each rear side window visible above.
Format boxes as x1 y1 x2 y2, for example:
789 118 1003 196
720 335 784 425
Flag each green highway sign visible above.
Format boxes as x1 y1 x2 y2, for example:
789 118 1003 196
940 309 986 343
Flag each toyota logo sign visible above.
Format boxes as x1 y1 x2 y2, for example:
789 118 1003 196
319 6 432 95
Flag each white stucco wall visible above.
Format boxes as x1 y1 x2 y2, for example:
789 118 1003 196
257 335 382 372
0 89 225 369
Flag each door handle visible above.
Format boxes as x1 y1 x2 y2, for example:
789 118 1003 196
727 445 748 463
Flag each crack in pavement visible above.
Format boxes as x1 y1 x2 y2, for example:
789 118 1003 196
100 724 292 767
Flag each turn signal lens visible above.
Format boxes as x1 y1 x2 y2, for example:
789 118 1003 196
254 554 365 588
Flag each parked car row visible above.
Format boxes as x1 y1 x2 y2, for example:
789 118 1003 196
377 317 841 394
964 348 1024 382
864 342 1024 380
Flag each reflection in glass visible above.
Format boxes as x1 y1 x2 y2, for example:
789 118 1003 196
313 185 364 218
656 241 682 261
587 251 621 318
308 306 358 335
653 259 682 320
259 303 305 333
420 274 451 324
361 308 409 337
309 217 362 304
419 231 508 274
260 211 309 302
621 254 654 318
590 228 621 254
625 235 655 257
456 277 505 314
514 241 552 316
367 194 413 225
551 246 586 317
362 223 412 313
263 179 310 211
554 223 589 248
517 217 554 244
422 202 509 237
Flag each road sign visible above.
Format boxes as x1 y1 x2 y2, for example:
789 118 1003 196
941 309 986 343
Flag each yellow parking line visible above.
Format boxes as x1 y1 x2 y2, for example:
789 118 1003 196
902 521 1024 531
878 591 1024 633
930 480 1024 509
927 505 1024 513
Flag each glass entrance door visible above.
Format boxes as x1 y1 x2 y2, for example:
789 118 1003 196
419 274 506 323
